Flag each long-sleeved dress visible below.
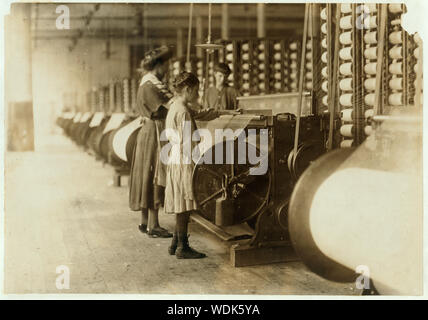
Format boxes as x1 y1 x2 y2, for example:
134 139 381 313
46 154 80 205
205 85 239 110
164 96 199 214
129 73 172 211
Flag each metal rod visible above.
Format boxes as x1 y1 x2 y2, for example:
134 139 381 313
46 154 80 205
208 3 212 43
186 3 194 65
373 4 387 116
293 3 310 155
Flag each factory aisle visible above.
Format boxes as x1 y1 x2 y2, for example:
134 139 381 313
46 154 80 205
4 133 357 295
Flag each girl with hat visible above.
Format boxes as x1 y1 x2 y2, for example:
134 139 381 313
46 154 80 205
129 46 173 238
205 63 240 111
164 71 206 259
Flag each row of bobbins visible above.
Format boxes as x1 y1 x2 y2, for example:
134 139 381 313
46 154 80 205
387 4 406 107
304 39 313 91
224 42 235 87
319 5 329 112
338 3 356 148
288 41 299 92
362 3 379 137
240 41 251 96
123 79 130 113
413 33 423 106
271 41 284 93
257 41 267 94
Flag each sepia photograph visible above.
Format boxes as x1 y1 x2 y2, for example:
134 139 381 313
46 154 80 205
1 0 425 302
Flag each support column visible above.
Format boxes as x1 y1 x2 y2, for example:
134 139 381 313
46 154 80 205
221 4 229 40
257 3 266 38
5 3 34 151
177 28 183 58
196 15 204 58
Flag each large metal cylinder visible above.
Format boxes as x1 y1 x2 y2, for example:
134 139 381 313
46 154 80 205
288 111 423 295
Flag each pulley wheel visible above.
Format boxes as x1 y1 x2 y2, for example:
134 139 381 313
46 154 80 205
193 140 271 225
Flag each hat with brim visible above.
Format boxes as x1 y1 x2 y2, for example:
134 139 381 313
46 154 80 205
137 45 173 71
214 63 232 76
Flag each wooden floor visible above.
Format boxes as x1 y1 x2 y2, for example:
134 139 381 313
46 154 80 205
4 133 358 295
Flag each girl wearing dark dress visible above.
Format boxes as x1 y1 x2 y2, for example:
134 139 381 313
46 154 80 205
129 46 173 238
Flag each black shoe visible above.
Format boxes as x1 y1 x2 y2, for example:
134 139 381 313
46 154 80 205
148 227 173 238
138 224 147 234
176 234 206 259
168 233 178 255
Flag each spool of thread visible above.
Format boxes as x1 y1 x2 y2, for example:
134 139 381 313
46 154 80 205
306 72 313 80
306 82 313 90
322 66 328 78
283 69 289 75
340 15 353 29
274 63 281 70
364 126 373 136
258 43 265 50
274 72 282 80
321 52 328 63
227 74 233 81
306 52 312 60
365 109 374 119
414 63 420 74
290 82 297 89
274 43 281 51
274 83 282 90
339 63 352 76
173 61 180 68
414 47 420 59
242 73 250 80
389 62 402 75
290 52 298 60
339 78 353 91
306 41 312 50
364 31 377 44
228 63 234 70
321 23 327 34
290 72 297 80
320 7 327 20
340 94 353 107
322 80 328 93
389 4 403 14
226 53 233 62
306 62 313 70
197 61 203 68
389 31 402 45
259 63 265 71
364 93 375 106
340 124 354 137
242 53 249 61
341 109 353 122
322 38 327 49
389 46 402 59
173 69 180 76
258 82 265 90
242 63 249 70
389 93 403 106
322 95 328 106
290 61 298 69
339 32 352 45
226 43 234 51
340 139 354 148
368 16 377 29
364 47 377 59
364 78 376 91
197 69 203 76
389 77 403 90
209 61 214 67
274 52 282 61
242 82 250 90
364 63 377 75
339 47 352 60
258 53 265 60
258 73 265 80
341 4 352 13
289 42 298 50
242 43 249 51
